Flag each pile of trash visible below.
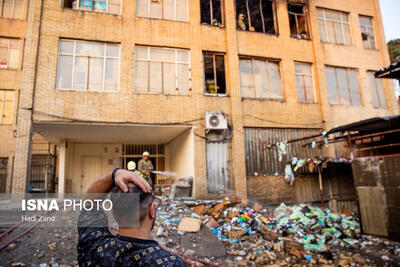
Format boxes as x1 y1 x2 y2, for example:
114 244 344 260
153 196 400 266
185 199 361 252
270 203 360 250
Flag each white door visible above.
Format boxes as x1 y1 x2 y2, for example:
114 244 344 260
206 142 229 193
81 156 102 193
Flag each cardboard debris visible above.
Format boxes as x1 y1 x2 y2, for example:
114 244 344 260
228 228 247 240
252 202 263 212
227 209 240 218
281 237 304 252
228 194 241 204
205 216 220 228
193 204 208 216
177 217 202 233
260 228 280 241
342 206 352 217
211 202 226 215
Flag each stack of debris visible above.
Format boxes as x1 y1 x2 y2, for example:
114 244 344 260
187 199 361 250
153 196 400 266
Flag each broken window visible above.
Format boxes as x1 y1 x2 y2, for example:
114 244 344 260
294 62 315 103
56 39 120 91
0 90 15 124
136 0 188 22
0 0 24 19
201 0 223 27
235 0 276 34
317 8 351 45
325 66 361 106
0 37 20 69
63 0 121 15
203 52 226 95
135 46 190 95
368 72 386 108
239 57 282 99
359 16 375 49
288 1 309 39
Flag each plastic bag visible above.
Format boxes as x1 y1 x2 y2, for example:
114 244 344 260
285 164 295 186
277 142 287 161
294 159 306 171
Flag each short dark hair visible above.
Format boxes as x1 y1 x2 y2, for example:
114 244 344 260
110 185 154 226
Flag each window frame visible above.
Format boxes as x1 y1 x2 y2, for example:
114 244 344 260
367 71 386 108
203 51 227 96
56 39 121 92
294 61 316 103
0 89 15 124
200 0 225 27
0 0 25 19
235 0 278 35
359 15 376 49
135 0 189 22
62 0 122 15
0 37 20 70
239 56 283 100
134 45 191 95
317 7 352 46
325 66 362 106
287 1 310 39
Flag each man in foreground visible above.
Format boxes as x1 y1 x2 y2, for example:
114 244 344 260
77 168 186 266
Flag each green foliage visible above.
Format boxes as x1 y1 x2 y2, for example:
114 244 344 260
388 39 400 63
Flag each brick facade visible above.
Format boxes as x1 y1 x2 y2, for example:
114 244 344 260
6 0 398 197
0 0 28 192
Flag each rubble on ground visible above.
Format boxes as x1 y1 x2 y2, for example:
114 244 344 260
1 197 400 266
154 196 400 266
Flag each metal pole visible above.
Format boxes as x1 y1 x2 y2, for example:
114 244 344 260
318 166 324 207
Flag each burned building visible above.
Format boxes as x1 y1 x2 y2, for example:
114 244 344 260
0 0 397 203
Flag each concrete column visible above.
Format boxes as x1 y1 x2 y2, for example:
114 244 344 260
58 144 66 194
224 0 247 198
12 0 43 193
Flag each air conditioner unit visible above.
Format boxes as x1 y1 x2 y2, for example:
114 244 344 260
205 111 227 130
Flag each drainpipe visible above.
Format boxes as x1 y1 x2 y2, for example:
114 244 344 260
24 0 44 192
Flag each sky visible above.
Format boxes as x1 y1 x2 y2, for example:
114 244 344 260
379 0 400 42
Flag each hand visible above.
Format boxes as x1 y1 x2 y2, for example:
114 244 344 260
114 169 152 193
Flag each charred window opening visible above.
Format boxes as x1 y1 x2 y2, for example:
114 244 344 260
63 0 74 8
236 0 276 34
201 0 224 27
203 52 226 95
288 1 309 39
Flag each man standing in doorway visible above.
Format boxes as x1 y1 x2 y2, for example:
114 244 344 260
138 151 154 188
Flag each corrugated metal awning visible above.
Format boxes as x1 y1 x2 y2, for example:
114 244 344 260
326 115 400 135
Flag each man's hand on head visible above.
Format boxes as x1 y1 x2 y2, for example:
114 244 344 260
114 169 152 193
85 169 152 194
